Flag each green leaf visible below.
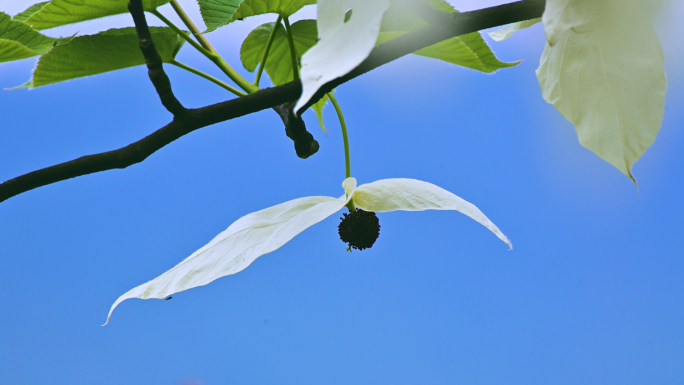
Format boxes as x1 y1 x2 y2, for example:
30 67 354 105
200 0 315 33
199 0 243 33
488 18 541 42
415 33 519 73
27 27 184 87
378 0 516 73
12 2 49 23
24 0 171 31
240 19 317 86
0 12 59 55
0 39 38 64
311 92 330 133
536 8 666 182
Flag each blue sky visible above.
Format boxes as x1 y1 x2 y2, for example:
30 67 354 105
1 1 683 384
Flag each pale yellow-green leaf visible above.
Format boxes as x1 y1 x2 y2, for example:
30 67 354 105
295 0 391 113
488 18 541 42
536 12 666 181
352 178 511 247
24 0 171 30
105 194 350 324
311 92 330 133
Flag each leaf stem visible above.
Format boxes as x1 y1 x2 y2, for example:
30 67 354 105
169 0 215 52
151 10 211 56
254 15 283 87
170 60 246 97
329 93 355 211
282 16 299 81
154 6 258 94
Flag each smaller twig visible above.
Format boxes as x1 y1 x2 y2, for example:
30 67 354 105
128 0 186 116
254 15 283 87
170 60 246 97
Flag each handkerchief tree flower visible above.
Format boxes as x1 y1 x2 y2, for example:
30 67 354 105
105 92 510 323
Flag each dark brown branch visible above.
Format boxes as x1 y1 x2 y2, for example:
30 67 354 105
128 0 186 116
0 0 545 204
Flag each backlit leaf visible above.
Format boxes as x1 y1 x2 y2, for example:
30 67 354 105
378 0 517 73
240 19 317 86
27 27 184 87
24 0 171 31
12 2 49 23
200 0 315 33
0 12 59 55
0 39 38 64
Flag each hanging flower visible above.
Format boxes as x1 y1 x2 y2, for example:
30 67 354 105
104 177 510 324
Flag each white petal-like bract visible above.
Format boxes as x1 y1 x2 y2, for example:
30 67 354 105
488 18 541 42
537 3 667 181
105 194 349 324
294 0 390 114
353 178 511 248
106 177 510 323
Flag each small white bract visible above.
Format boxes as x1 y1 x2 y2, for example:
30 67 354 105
104 177 510 324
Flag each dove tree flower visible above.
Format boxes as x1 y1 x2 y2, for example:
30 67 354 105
105 176 510 324
105 89 510 324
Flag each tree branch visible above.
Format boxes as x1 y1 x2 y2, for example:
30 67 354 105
0 0 545 204
128 0 186 116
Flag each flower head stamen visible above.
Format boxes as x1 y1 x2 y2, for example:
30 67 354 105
338 209 380 251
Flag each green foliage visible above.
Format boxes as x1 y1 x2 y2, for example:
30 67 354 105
240 19 316 86
12 2 49 23
23 0 171 30
200 0 314 33
378 0 516 73
26 27 183 87
198 0 243 32
0 39 38 64
311 92 330 133
0 12 59 56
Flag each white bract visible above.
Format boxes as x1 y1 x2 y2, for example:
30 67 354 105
105 177 510 324
536 0 667 181
294 0 390 114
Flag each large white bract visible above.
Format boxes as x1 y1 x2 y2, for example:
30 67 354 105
294 0 390 114
537 0 667 181
105 177 510 324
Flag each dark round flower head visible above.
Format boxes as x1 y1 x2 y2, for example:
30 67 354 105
338 209 380 251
